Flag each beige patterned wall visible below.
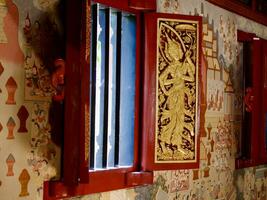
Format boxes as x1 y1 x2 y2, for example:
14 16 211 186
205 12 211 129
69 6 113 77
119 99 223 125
0 0 61 199
0 0 267 200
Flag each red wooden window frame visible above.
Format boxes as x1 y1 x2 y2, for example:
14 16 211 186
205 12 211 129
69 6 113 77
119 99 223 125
235 30 267 168
141 13 203 171
258 40 267 164
44 0 156 199
44 0 205 199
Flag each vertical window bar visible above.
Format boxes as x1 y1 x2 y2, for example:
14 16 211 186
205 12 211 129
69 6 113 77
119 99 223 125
94 7 106 169
119 13 136 166
114 12 122 166
107 10 117 168
89 3 98 169
102 8 111 168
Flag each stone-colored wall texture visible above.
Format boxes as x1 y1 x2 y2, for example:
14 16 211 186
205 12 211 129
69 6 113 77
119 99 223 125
0 0 267 199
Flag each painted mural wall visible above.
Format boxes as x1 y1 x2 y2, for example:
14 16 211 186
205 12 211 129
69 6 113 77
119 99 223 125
0 0 267 200
0 0 62 199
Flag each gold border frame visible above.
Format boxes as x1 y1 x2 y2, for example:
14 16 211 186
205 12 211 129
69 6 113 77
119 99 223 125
155 18 199 163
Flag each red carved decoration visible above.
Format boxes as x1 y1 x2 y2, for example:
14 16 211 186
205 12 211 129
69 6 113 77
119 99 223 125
51 59 65 102
244 87 254 112
17 106 29 133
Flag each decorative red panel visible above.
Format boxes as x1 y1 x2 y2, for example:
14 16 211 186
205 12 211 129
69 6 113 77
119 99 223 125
142 13 202 171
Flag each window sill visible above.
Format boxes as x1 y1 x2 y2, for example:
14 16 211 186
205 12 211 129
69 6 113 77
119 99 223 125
44 169 153 199
235 158 256 169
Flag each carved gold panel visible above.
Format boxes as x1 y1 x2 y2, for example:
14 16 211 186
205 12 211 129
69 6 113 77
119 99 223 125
156 18 199 163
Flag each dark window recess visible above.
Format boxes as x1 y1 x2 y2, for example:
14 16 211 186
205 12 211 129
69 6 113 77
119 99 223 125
257 0 267 14
89 3 136 170
236 0 252 6
240 41 252 159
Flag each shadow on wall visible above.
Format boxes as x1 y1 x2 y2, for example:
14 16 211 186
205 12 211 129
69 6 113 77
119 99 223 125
22 0 66 146
23 1 66 73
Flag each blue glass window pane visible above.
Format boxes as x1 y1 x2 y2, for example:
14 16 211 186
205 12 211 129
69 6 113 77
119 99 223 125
107 10 117 168
94 8 106 169
119 14 136 167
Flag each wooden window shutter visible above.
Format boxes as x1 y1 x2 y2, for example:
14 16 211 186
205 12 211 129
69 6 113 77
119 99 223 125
141 13 203 171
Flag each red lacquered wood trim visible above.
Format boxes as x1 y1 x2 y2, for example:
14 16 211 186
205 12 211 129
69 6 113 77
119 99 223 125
128 0 156 10
62 0 82 186
236 38 263 168
250 38 262 164
207 0 267 26
258 41 267 164
126 171 153 186
235 159 256 169
237 30 256 42
92 0 141 14
133 13 142 169
142 13 202 171
79 0 90 183
44 168 152 199
235 30 262 168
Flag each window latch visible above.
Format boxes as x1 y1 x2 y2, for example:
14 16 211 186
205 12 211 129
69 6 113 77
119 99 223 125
244 87 254 112
51 59 65 102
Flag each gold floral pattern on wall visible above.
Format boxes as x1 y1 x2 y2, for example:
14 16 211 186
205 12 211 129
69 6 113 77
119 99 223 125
156 18 199 162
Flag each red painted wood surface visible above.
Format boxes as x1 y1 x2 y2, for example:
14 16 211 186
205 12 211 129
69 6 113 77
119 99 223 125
91 0 155 11
129 0 156 10
237 30 256 42
258 40 267 164
235 31 267 168
44 169 152 199
62 0 82 186
44 0 154 198
79 0 90 184
142 13 202 171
